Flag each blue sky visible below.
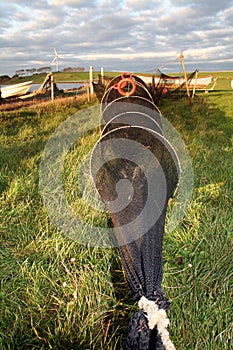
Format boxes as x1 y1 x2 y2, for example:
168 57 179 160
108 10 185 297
0 0 233 76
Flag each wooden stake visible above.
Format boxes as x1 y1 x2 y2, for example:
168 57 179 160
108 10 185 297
87 85 90 102
192 69 199 98
89 65 94 94
101 67 104 85
180 51 191 106
51 74 54 102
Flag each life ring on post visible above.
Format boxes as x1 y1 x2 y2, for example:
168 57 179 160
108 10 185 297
113 72 136 97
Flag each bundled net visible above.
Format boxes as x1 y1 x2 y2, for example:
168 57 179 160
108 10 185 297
91 73 181 349
154 70 197 100
93 73 160 104
93 70 197 105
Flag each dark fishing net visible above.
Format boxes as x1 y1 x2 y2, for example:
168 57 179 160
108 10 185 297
103 81 153 105
101 112 162 136
91 124 179 259
106 74 148 89
91 74 181 349
150 69 197 101
101 96 161 127
93 81 106 101
93 70 197 105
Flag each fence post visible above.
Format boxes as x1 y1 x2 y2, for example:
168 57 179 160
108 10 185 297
89 66 94 94
51 74 54 102
101 67 104 84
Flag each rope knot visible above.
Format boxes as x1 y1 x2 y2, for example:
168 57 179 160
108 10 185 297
138 296 176 350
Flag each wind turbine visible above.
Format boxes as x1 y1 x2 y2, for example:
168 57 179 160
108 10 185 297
51 48 60 72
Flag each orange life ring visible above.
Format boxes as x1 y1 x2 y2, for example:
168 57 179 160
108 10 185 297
113 73 136 96
121 72 132 79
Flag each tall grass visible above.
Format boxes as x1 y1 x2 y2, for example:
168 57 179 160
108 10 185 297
0 84 232 349
160 90 233 349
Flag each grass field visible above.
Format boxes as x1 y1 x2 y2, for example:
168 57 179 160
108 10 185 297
0 75 232 349
2 71 122 84
4 70 233 86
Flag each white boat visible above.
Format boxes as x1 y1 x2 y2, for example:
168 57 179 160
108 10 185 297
1 81 32 99
137 74 212 90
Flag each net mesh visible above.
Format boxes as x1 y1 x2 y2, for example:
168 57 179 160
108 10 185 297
93 70 197 105
155 70 197 100
91 74 180 349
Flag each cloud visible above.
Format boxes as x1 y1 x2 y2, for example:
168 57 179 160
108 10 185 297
125 0 161 12
51 0 96 7
220 5 233 25
0 0 232 76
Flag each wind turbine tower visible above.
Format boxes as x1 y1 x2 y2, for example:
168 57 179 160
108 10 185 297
51 48 60 72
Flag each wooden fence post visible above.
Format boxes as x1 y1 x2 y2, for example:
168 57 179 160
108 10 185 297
89 66 94 94
101 67 104 84
180 51 191 106
51 74 54 102
192 69 199 98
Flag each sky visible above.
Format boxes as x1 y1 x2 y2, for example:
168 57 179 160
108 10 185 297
0 0 233 76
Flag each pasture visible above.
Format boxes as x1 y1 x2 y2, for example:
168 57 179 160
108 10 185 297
0 73 232 349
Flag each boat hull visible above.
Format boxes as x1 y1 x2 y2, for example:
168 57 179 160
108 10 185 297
1 81 32 99
137 75 212 90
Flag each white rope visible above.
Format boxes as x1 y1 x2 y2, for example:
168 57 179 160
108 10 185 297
138 296 176 350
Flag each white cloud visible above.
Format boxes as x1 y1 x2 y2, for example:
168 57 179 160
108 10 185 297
51 0 95 7
125 0 161 12
0 0 232 75
70 50 178 60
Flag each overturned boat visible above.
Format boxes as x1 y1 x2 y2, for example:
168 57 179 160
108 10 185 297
1 80 32 99
137 71 213 90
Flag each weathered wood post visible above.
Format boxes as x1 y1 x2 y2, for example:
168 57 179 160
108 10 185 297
180 51 191 106
89 65 94 95
101 67 104 85
192 69 199 98
51 73 54 102
87 84 90 102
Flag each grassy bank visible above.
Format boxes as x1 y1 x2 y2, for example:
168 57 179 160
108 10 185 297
4 70 233 89
3 71 122 84
0 78 232 349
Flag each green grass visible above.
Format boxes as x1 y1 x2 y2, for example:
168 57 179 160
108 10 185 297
0 76 232 349
160 90 233 349
5 71 123 84
6 70 233 88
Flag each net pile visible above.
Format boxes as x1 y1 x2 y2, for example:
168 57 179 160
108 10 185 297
93 70 197 105
91 73 181 349
94 73 161 105
155 70 197 100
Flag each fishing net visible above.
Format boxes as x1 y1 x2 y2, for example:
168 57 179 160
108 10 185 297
94 73 156 104
91 73 181 349
101 112 162 136
93 70 197 105
101 95 161 126
155 70 197 100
